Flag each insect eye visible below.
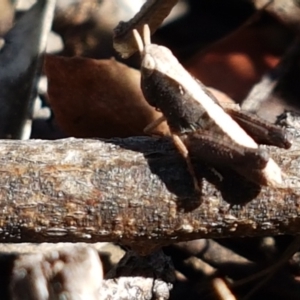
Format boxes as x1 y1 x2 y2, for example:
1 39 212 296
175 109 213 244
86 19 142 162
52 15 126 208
142 53 156 72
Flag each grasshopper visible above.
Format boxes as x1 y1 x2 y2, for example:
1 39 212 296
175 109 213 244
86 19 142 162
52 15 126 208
133 25 291 192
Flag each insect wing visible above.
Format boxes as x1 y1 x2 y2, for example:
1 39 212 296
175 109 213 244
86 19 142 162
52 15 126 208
226 108 292 149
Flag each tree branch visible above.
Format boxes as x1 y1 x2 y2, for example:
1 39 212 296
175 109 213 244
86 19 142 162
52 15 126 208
0 114 299 253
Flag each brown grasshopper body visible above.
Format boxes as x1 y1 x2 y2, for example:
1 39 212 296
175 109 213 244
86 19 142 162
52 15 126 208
133 25 291 191
141 68 217 135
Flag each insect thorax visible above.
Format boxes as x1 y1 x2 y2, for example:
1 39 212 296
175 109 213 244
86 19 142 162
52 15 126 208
141 68 222 134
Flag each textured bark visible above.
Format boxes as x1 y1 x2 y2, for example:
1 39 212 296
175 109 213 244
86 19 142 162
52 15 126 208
0 116 299 252
113 0 179 58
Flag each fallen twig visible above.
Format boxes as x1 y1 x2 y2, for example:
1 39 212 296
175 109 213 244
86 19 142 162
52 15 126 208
0 113 298 253
113 0 178 58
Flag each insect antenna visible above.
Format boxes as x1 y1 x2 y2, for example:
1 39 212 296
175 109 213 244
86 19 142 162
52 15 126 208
133 29 144 54
143 24 151 46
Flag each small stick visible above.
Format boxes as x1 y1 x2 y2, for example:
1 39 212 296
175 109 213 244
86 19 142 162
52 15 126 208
242 37 300 113
213 278 236 300
0 136 297 250
232 236 300 294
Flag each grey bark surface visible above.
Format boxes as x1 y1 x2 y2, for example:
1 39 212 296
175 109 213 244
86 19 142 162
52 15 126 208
0 114 299 253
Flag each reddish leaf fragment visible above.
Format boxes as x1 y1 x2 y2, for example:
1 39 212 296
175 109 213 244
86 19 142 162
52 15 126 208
185 15 291 103
45 55 169 138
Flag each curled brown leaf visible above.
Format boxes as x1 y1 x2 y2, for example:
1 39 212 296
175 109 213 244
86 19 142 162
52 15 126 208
44 55 169 138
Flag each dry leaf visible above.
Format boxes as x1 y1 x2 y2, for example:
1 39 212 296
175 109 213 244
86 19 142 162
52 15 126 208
44 55 169 138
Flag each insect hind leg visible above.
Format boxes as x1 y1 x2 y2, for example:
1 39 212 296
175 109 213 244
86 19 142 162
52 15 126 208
144 116 166 136
172 134 201 193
